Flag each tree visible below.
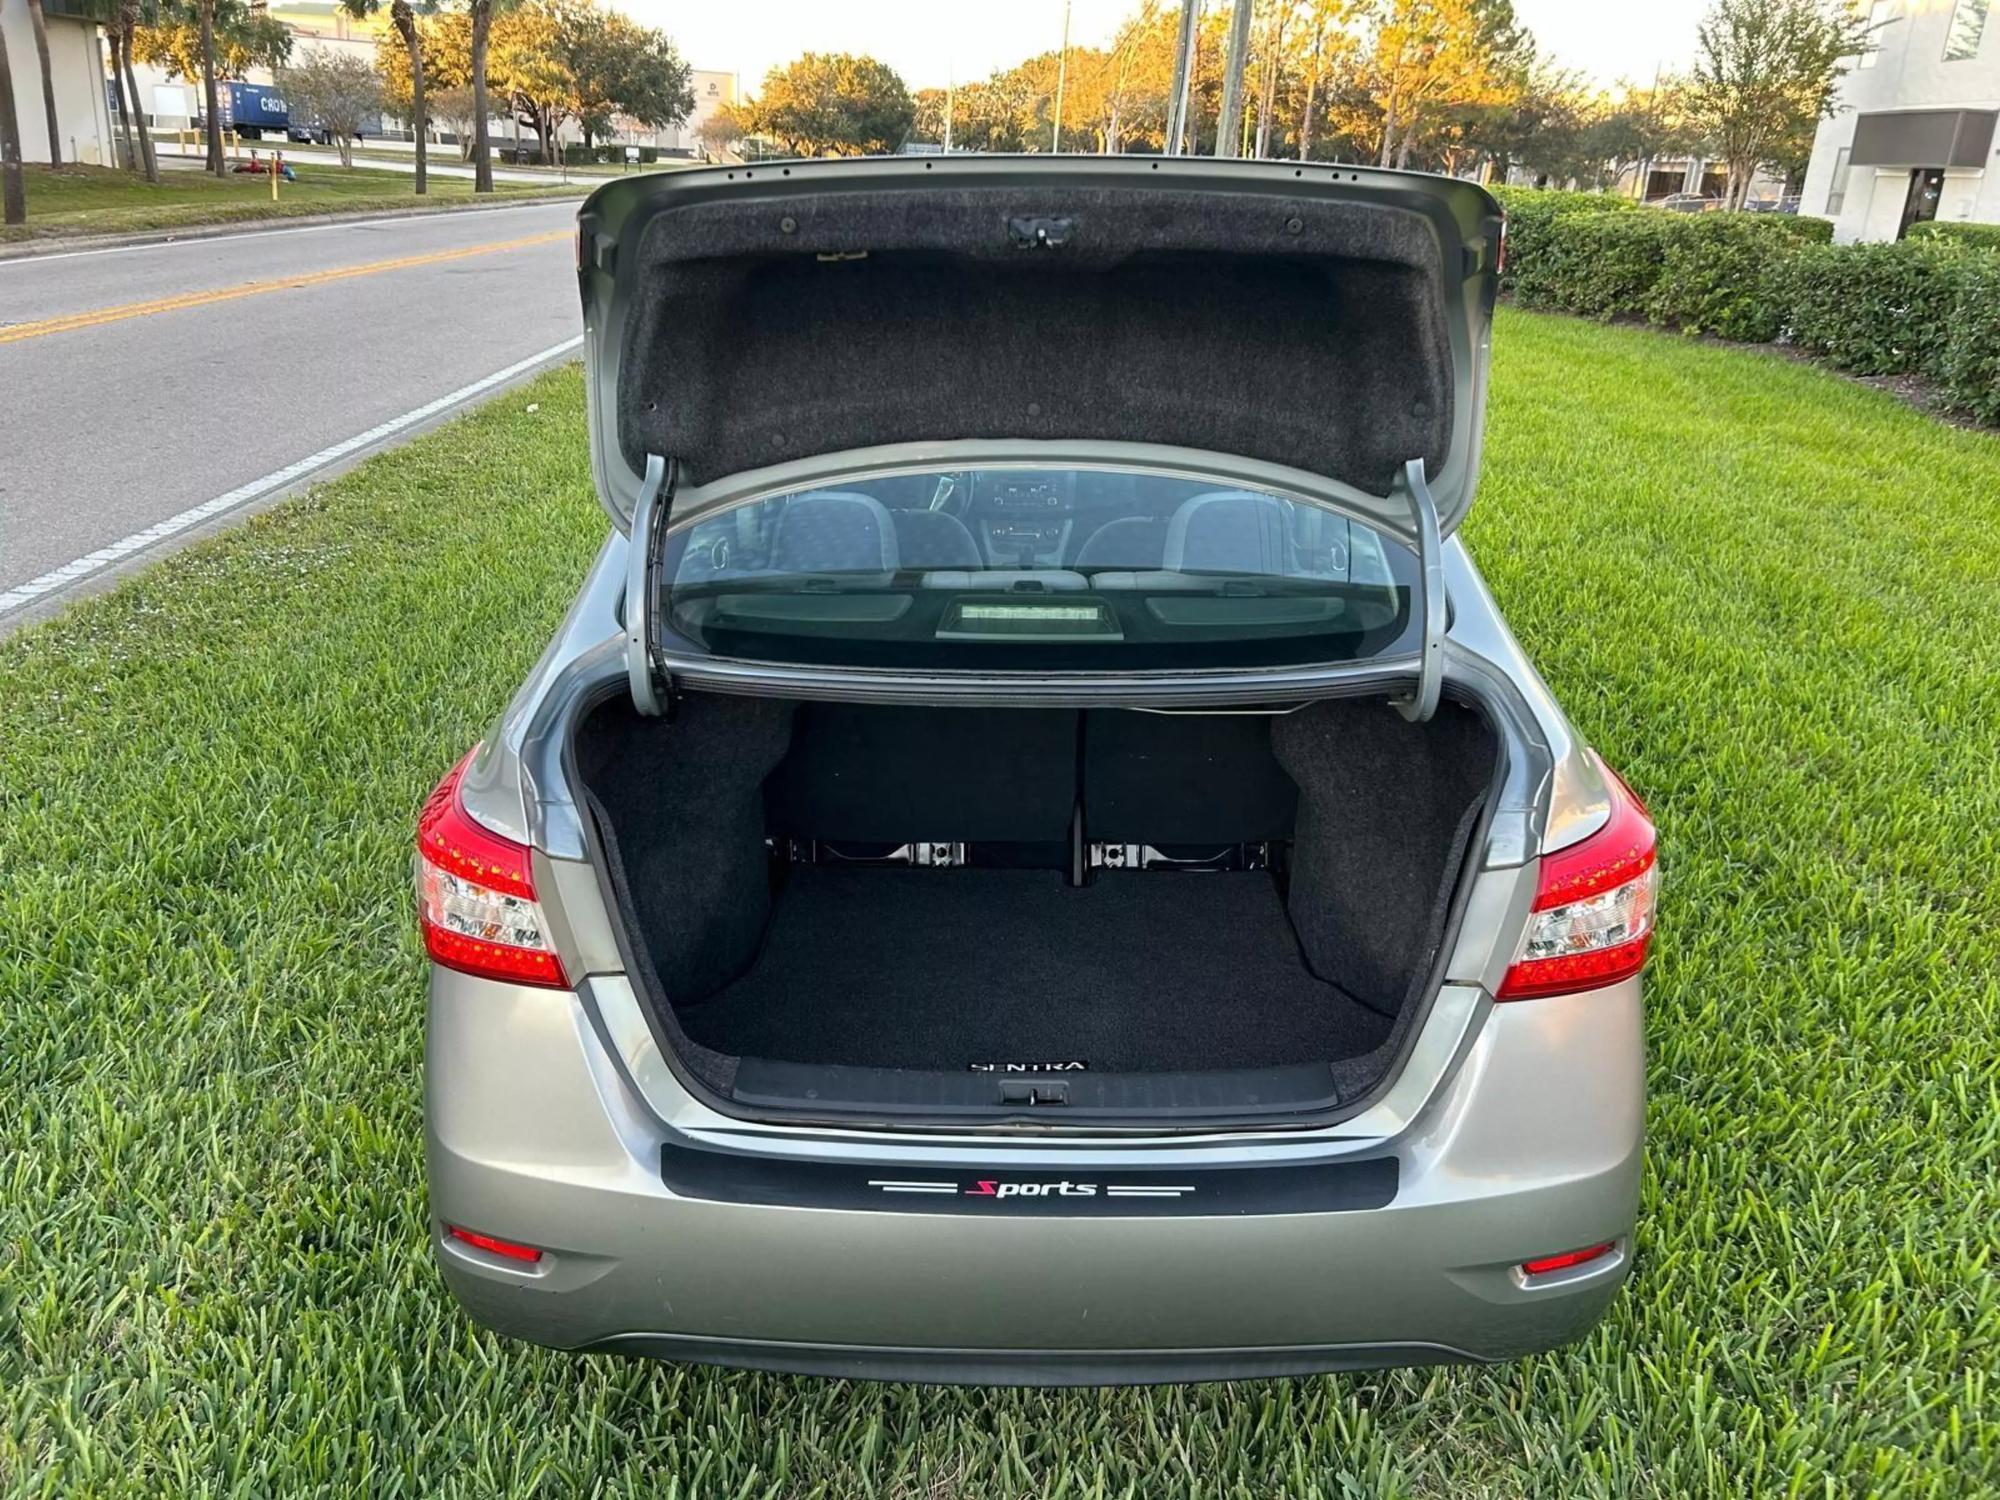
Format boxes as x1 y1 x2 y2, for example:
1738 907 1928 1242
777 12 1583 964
696 99 747 156
0 17 24 225
1363 0 1520 168
742 53 914 157
115 0 160 182
281 47 383 166
1690 0 1871 209
465 0 515 191
343 0 435 193
558 3 690 149
427 83 479 157
133 0 290 175
1588 76 1701 197
25 0 62 168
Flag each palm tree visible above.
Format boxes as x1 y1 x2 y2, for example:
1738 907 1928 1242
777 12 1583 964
468 0 495 192
465 0 525 192
342 0 433 194
196 0 225 175
25 0 63 168
0 19 26 225
118 0 161 182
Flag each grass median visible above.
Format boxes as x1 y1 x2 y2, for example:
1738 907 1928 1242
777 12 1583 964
2 310 1996 1497
0 163 585 243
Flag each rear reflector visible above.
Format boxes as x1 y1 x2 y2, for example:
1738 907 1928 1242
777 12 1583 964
1498 755 1657 1000
416 749 567 989
447 1225 544 1263
1522 1241 1616 1276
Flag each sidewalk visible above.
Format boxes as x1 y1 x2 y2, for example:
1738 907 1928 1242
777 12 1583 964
0 190 585 261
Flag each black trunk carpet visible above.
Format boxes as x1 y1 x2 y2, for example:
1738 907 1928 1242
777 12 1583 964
676 868 1391 1073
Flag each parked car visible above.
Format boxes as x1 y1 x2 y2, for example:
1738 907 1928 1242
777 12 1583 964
418 156 1655 1384
1656 192 1724 212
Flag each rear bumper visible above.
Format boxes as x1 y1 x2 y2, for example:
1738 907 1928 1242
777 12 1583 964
425 971 1644 1384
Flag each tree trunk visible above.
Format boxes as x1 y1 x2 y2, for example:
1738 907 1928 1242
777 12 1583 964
1299 20 1322 161
395 1 427 196
199 0 224 176
108 26 139 173
26 0 61 169
0 18 26 225
469 0 493 192
1377 101 1397 167
119 28 157 182
1253 3 1285 160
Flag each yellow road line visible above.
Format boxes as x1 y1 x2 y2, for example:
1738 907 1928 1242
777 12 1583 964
0 229 571 346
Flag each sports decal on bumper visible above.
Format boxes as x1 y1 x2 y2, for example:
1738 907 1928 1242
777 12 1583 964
662 1144 1396 1216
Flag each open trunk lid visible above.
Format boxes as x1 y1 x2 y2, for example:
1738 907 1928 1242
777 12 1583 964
573 156 1502 717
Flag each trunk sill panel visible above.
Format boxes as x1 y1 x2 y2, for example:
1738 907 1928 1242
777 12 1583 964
659 1138 1397 1216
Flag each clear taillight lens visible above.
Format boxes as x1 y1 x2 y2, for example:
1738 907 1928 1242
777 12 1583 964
1498 756 1657 1000
416 749 567 989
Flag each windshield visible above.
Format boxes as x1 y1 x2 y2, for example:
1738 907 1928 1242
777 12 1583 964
658 467 1419 672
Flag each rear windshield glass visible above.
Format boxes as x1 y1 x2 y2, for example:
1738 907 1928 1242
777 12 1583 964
657 468 1418 672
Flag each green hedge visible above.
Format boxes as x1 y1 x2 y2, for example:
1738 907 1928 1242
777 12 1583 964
1909 221 2000 250
1494 186 1999 424
1487 185 1630 295
1936 254 2000 423
1503 202 1831 340
1774 239 1969 376
1648 213 1833 342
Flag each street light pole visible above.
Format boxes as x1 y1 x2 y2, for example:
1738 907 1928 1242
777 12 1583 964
1051 0 1072 153
1213 0 1253 158
1163 0 1198 157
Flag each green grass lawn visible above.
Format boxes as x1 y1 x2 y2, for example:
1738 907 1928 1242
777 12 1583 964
0 163 583 243
2 310 1996 1496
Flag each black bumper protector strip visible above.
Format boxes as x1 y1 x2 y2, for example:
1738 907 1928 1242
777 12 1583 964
660 1141 1397 1217
586 1331 1481 1386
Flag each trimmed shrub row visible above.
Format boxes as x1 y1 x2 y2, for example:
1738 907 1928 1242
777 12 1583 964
1492 187 1999 425
1910 221 2000 250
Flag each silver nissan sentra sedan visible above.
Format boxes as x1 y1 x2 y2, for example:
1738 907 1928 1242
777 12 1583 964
417 155 1655 1385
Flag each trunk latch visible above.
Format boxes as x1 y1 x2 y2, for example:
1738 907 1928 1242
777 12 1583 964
1008 216 1074 250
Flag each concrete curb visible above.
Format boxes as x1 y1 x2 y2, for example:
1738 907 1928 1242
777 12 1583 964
0 191 587 261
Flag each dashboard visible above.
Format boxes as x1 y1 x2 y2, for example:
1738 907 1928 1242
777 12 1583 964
967 471 1076 567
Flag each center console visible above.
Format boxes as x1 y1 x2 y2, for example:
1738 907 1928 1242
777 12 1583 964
973 473 1073 567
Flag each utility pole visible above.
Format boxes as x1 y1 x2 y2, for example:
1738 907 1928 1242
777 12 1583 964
1213 0 1253 158
1164 0 1199 156
1051 0 1072 153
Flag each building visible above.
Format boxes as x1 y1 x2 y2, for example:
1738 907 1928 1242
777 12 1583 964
128 0 388 135
0 0 118 165
1801 0 1999 240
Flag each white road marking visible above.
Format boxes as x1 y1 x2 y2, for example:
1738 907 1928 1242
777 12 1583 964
0 335 583 617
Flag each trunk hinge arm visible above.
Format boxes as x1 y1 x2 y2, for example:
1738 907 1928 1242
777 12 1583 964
1391 457 1445 724
625 453 679 717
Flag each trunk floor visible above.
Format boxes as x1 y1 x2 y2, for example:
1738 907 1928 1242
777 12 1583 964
679 868 1393 1073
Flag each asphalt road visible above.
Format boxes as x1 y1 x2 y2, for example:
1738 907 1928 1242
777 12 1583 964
0 199 583 620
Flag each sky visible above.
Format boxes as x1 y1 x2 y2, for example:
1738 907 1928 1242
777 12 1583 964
626 0 1716 96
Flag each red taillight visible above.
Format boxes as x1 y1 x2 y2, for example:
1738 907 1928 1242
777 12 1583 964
447 1225 544 1263
416 749 567 988
1522 1241 1616 1276
1498 756 1657 1000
